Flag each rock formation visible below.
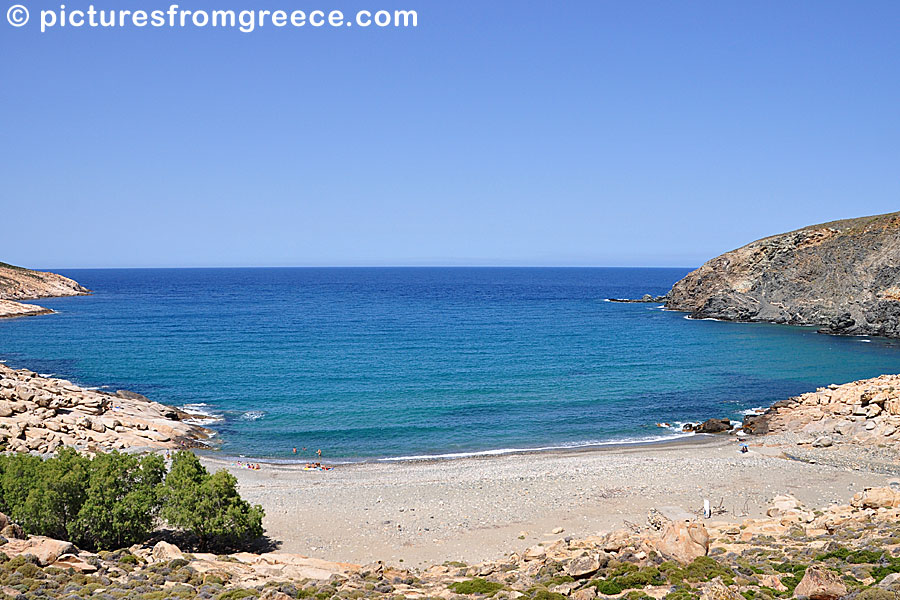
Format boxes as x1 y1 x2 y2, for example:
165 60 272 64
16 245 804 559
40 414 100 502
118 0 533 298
0 261 90 318
0 364 210 454
666 212 900 337
740 373 900 446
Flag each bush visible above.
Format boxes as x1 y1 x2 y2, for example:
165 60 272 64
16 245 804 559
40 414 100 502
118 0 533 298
0 449 264 552
448 578 504 595
0 448 89 540
159 451 265 552
70 451 165 550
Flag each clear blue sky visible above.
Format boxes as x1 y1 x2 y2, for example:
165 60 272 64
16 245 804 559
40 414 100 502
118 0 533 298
2 1 898 268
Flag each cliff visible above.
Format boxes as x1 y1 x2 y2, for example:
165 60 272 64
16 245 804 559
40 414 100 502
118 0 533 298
0 262 90 318
666 212 900 336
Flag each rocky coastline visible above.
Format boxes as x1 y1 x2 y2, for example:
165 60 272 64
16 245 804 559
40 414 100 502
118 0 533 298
0 262 90 319
664 212 900 337
0 363 212 455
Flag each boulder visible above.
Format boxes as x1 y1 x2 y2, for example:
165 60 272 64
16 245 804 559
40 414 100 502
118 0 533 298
743 415 770 434
53 554 98 573
151 540 185 561
767 495 802 517
0 512 8 531
601 529 639 553
654 521 709 563
793 566 847 600
697 419 732 434
572 587 598 600
1 523 25 539
878 573 900 591
812 436 834 448
851 487 900 509
19 537 74 566
564 554 602 578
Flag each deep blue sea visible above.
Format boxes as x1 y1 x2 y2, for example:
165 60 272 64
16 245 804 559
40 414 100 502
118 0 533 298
2 267 900 461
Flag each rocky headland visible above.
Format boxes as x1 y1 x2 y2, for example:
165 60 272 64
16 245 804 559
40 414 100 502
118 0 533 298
0 364 211 455
666 212 900 337
0 262 90 319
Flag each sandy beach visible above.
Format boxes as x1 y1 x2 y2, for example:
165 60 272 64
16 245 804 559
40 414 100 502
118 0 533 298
202 434 894 569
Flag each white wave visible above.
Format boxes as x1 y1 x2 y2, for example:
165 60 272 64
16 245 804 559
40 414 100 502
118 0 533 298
683 315 726 322
859 339 872 343
740 406 766 416
240 410 265 421
660 421 693 433
180 403 223 424
39 373 55 378
377 433 696 462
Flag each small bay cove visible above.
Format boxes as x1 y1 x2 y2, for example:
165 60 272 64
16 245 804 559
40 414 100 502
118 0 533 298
2 267 900 462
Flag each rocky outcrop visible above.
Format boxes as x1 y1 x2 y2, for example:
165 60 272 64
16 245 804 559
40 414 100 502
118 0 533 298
0 364 210 454
740 374 900 446
0 262 90 318
794 567 848 600
666 212 900 337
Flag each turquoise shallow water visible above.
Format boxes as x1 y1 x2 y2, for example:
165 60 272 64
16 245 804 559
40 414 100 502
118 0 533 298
2 267 900 461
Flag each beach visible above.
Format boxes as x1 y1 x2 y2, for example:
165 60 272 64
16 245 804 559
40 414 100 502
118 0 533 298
203 433 894 568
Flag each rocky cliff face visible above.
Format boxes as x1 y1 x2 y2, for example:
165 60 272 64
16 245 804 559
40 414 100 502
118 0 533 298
0 262 89 317
666 212 900 337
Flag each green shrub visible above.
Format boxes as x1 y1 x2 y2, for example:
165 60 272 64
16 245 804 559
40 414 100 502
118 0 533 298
856 588 899 600
816 547 851 561
663 588 699 600
159 451 265 552
590 566 665 595
0 448 263 553
530 590 567 600
69 451 165 550
848 551 886 564
217 589 259 600
448 578 504 595
0 448 89 539
660 557 734 585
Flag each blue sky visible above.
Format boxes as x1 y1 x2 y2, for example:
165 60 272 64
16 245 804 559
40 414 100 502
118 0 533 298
1 1 898 268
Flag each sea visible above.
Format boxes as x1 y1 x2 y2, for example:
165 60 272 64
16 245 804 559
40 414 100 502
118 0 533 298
2 267 899 462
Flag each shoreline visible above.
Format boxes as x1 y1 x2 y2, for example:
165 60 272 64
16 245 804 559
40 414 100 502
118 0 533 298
200 430 894 567
199 430 710 466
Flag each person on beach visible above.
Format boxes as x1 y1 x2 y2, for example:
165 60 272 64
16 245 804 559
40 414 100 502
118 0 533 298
317 448 322 458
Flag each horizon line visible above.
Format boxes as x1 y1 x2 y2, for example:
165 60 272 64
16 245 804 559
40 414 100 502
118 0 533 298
39 264 699 271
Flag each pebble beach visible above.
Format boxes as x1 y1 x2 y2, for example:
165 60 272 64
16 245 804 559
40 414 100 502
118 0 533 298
204 433 895 567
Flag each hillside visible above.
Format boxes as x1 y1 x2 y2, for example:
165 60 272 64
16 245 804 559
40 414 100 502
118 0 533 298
0 262 90 318
666 212 900 337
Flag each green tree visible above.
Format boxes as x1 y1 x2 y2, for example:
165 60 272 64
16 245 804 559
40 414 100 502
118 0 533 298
0 448 89 539
70 451 166 550
159 451 264 551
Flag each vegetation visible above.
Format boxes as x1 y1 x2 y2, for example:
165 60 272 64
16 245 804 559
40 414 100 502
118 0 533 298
448 578 505 595
159 451 265 551
0 449 264 552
